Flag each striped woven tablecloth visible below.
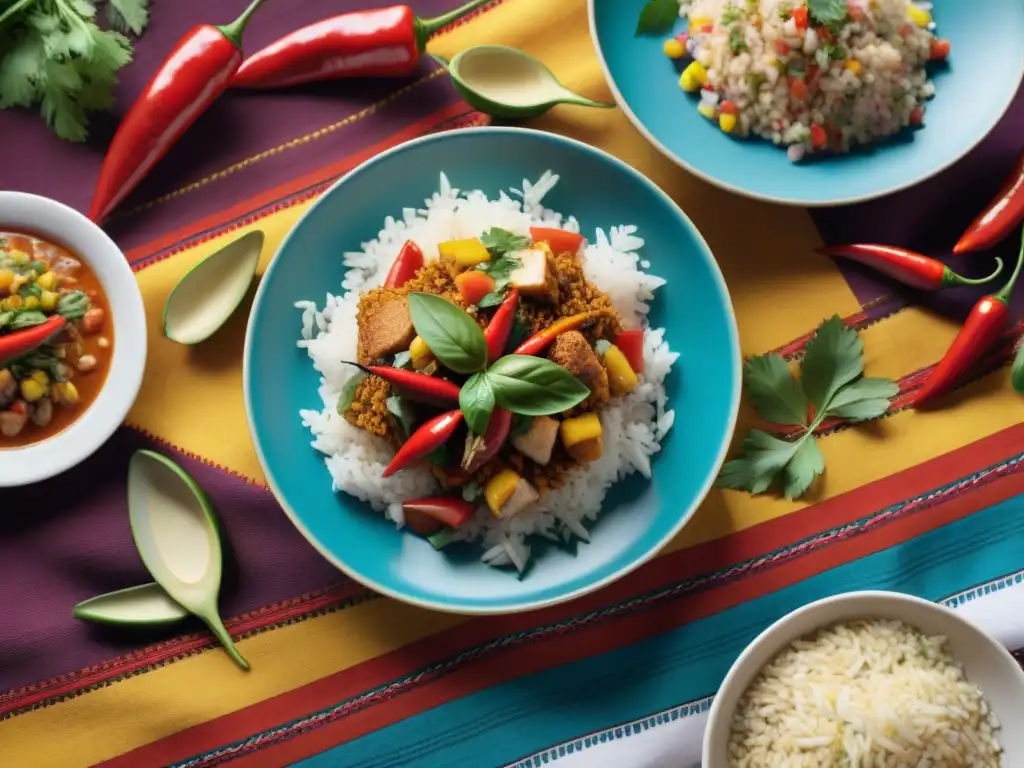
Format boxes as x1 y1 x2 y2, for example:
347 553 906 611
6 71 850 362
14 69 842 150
1 1 1023 766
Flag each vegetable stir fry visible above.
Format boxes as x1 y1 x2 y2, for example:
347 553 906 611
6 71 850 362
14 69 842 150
0 233 111 446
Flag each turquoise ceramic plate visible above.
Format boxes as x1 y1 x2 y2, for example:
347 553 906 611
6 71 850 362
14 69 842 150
244 128 740 614
589 0 1024 206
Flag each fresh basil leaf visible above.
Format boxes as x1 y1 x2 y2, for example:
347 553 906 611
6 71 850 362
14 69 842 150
477 291 505 309
635 0 680 35
1013 343 1024 396
392 350 411 369
716 429 801 495
807 0 847 24
744 354 809 427
479 228 530 257
459 372 495 435
782 436 825 500
799 315 863 414
336 373 366 415
8 310 47 330
386 394 417 436
824 377 899 421
57 289 90 320
461 479 483 502
407 292 487 374
487 355 591 416
510 414 534 439
19 282 42 299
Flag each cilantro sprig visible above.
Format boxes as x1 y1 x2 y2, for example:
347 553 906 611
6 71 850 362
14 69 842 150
717 316 899 500
0 0 150 142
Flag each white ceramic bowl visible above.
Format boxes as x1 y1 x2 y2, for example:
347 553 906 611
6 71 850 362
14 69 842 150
703 591 1024 767
0 192 146 487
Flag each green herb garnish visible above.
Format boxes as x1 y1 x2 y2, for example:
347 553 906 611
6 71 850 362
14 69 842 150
459 372 496 435
425 444 447 466
479 228 531 257
487 355 591 416
57 289 90 320
807 0 847 25
8 309 47 330
635 0 681 36
721 5 741 24
717 316 899 499
461 479 483 502
822 43 847 61
729 26 748 53
407 292 488 374
476 254 521 293
0 0 150 142
336 373 366 415
386 394 417 437
476 291 505 309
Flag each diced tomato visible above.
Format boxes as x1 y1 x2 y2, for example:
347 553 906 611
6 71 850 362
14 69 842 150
898 24 912 38
930 39 951 60
454 270 496 305
809 123 828 149
701 23 713 32
789 77 808 102
817 26 832 42
613 329 645 373
791 6 808 31
530 227 585 255
720 99 737 115
402 498 476 531
909 106 925 126
775 40 790 55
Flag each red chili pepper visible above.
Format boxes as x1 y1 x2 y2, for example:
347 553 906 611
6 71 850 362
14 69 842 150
231 0 493 89
402 496 475 533
346 362 460 408
88 0 267 224
485 287 519 364
529 227 585 256
513 311 602 357
817 244 1004 290
463 406 512 473
953 150 1024 255
383 409 462 477
613 329 645 373
383 240 424 289
915 231 1024 405
0 316 67 367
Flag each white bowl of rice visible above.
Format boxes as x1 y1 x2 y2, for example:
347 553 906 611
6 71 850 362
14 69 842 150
702 591 1024 767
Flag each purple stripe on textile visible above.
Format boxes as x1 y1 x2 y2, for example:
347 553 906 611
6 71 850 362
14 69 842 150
0 427 339 693
811 85 1024 324
0 0 470 251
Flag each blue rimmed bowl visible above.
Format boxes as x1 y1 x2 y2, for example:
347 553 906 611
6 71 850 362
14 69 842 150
243 127 740 614
589 0 1024 206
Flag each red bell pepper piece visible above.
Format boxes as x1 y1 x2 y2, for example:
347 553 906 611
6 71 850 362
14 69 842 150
401 496 475 533
613 329 645 373
231 0 494 89
513 311 601 357
529 227 585 256
484 287 519 364
454 270 496 305
954 150 1024 255
383 240 424 289
345 362 460 408
88 0 267 224
817 244 1004 290
915 230 1024 405
0 316 67 367
383 409 462 477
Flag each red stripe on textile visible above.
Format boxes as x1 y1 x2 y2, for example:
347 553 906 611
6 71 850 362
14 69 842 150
95 425 1024 768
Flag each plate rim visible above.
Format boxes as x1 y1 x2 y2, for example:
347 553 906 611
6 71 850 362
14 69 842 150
242 125 742 615
587 0 1024 208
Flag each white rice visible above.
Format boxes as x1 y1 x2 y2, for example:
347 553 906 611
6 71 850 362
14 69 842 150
295 172 677 571
678 0 944 160
728 619 1003 767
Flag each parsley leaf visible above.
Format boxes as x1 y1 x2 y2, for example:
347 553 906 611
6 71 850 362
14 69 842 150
807 0 847 25
729 26 748 53
479 228 531 257
821 43 847 61
717 317 898 499
635 0 681 36
0 0 148 142
476 254 521 293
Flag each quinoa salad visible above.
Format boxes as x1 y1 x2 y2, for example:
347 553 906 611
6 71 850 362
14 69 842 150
663 0 952 161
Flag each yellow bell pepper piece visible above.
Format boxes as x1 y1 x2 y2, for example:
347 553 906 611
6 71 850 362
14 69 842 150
52 381 80 407
603 345 639 396
484 469 521 517
3 295 22 310
907 4 930 26
20 377 46 403
40 290 59 312
23 295 39 310
409 336 434 370
438 238 490 270
0 268 14 292
560 412 604 463
36 271 57 291
679 60 708 93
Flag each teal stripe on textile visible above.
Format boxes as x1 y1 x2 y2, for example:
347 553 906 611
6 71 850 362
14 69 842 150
294 493 1024 768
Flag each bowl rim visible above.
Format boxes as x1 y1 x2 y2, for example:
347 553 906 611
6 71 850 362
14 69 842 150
242 125 742 615
587 0 1024 208
701 589 1024 764
0 191 147 487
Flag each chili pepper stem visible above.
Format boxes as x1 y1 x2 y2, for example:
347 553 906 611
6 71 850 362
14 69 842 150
218 0 269 49
944 257 1004 287
414 0 495 51
992 234 1024 303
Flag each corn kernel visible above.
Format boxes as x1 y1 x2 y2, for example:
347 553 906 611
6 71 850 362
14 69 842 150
907 4 930 26
844 59 862 76
680 60 708 92
697 102 717 120
719 113 738 133
663 39 685 59
688 15 711 30
52 381 80 407
0 269 13 291
9 250 29 265
36 271 56 291
40 290 58 311
23 295 39 310
30 369 49 387
20 378 46 403
4 295 22 310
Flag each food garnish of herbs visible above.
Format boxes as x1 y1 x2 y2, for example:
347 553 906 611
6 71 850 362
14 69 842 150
914 227 1024 406
0 232 111 445
231 0 495 89
818 244 1004 291
0 0 150 142
717 315 899 500
88 0 269 224
954 148 1024 255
